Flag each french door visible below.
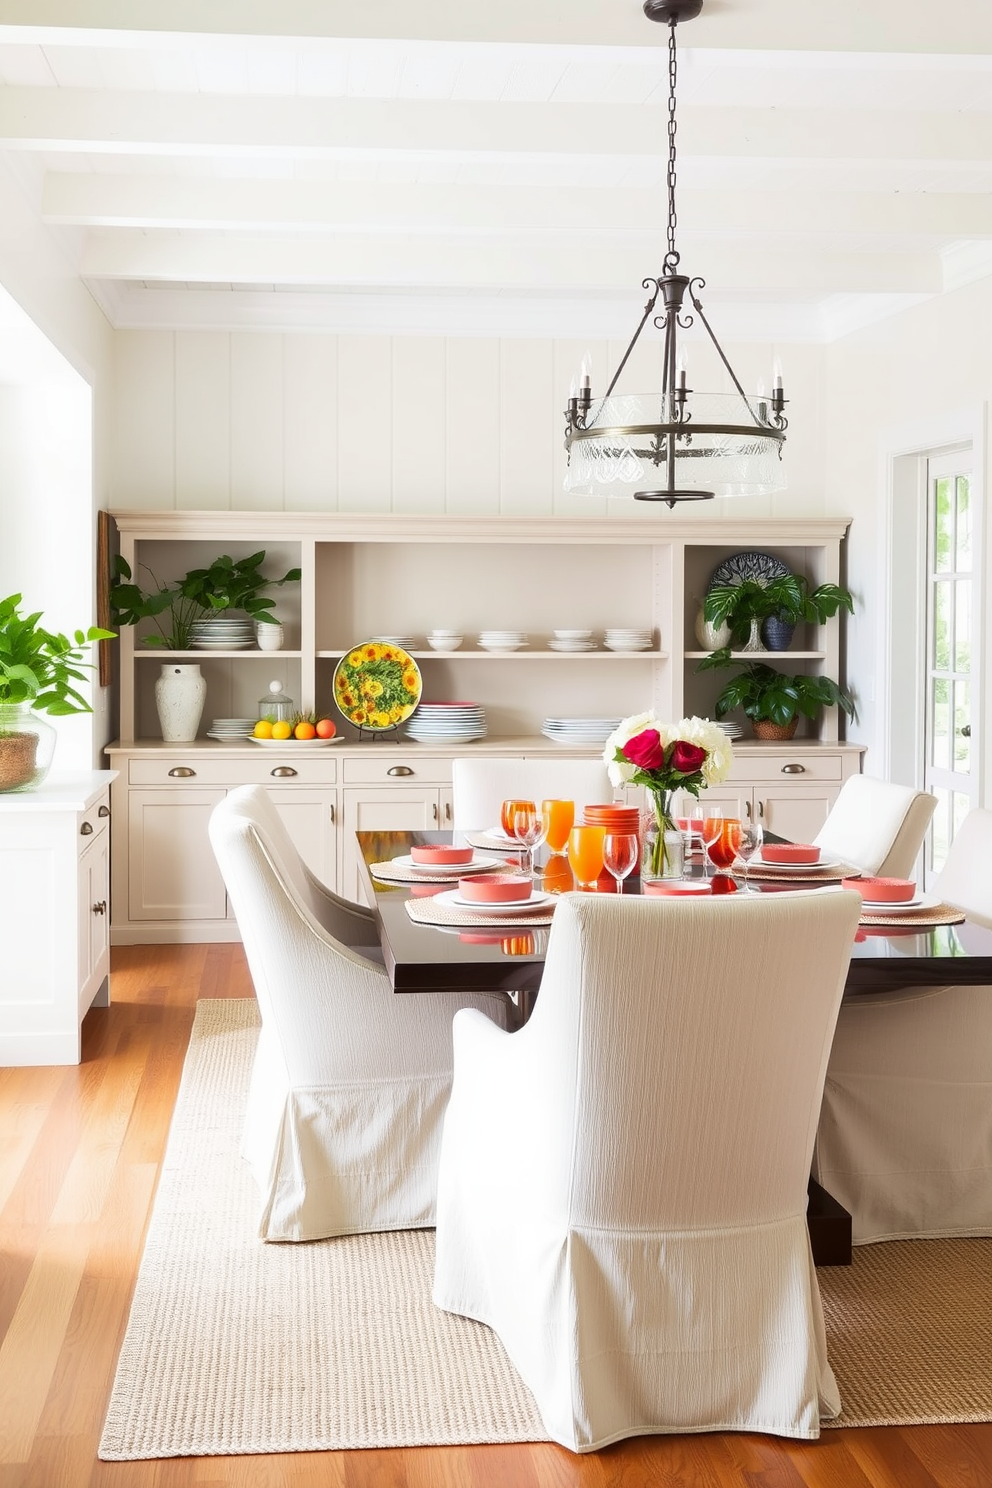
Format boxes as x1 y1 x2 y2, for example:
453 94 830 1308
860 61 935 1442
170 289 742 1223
923 451 977 874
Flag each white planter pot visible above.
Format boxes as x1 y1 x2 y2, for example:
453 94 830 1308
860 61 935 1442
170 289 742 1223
155 664 207 742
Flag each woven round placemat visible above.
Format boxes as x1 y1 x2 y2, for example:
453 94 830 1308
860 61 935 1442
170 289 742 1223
405 896 557 928
463 831 524 854
859 902 965 928
744 862 862 884
371 855 510 884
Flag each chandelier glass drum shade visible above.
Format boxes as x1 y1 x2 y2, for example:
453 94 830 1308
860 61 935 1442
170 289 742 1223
563 0 788 506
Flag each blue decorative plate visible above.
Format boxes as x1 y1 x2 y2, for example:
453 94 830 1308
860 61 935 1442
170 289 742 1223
706 551 791 589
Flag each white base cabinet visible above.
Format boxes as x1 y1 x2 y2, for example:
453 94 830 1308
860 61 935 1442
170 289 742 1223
0 772 117 1066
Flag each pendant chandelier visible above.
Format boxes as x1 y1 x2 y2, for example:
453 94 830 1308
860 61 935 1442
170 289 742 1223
563 0 788 506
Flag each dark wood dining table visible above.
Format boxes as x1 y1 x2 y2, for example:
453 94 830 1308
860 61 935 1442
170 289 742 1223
355 827 992 1267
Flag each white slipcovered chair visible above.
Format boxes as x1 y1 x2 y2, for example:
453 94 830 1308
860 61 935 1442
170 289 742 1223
208 784 508 1242
813 773 936 877
814 806 992 1243
451 756 613 832
433 890 861 1451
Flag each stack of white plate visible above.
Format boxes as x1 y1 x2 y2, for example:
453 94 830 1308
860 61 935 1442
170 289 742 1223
603 627 653 652
373 634 416 651
715 721 743 740
206 717 256 741
190 615 256 649
477 630 528 652
405 701 488 744
541 716 622 746
549 628 596 652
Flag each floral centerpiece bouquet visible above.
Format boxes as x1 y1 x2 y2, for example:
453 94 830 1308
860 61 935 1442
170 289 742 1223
603 713 733 878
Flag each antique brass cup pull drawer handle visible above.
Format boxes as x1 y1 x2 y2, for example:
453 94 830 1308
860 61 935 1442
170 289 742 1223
387 766 413 777
270 766 297 778
98 804 111 817
80 821 94 835
780 763 806 774
168 766 196 778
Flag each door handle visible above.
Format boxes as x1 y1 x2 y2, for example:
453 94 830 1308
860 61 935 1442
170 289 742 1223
960 724 972 737
758 800 765 819
744 799 752 820
168 766 196 778
444 801 452 822
270 766 297 777
432 803 438 821
781 763 806 774
328 803 335 824
387 766 413 777
92 900 107 916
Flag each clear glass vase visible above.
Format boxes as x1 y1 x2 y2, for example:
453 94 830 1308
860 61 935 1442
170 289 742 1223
641 789 683 882
0 702 57 792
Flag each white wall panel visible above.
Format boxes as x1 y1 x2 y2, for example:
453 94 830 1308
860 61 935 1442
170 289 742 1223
231 333 284 511
337 336 392 511
175 332 230 510
392 337 444 513
445 339 499 515
110 331 174 509
499 339 553 517
284 334 337 511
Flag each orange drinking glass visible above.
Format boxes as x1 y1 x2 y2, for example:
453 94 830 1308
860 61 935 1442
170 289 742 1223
707 818 742 871
567 824 605 889
542 798 575 855
500 797 535 837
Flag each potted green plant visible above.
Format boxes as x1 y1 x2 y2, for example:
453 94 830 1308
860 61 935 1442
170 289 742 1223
111 551 302 649
0 593 115 791
695 653 856 740
703 574 854 652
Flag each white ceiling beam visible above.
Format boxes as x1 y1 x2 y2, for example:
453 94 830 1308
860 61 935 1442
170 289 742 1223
4 89 992 164
78 228 942 296
1 0 991 55
41 173 992 239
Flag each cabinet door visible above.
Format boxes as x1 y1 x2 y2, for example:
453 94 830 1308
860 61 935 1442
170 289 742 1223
756 784 837 843
340 786 442 903
128 788 228 921
78 833 110 1008
267 787 338 889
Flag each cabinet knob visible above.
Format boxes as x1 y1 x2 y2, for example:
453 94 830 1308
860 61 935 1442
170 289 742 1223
270 766 297 778
168 766 196 778
98 803 111 818
780 763 806 774
387 766 413 777
92 900 107 916
80 821 94 835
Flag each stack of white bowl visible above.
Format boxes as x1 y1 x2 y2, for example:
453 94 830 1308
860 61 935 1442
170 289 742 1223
426 629 463 651
603 627 653 652
548 628 596 652
477 629 528 652
206 717 256 741
405 701 487 744
190 615 256 649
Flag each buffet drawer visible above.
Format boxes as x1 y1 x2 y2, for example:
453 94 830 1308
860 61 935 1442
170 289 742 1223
128 756 338 786
342 755 452 786
728 753 844 784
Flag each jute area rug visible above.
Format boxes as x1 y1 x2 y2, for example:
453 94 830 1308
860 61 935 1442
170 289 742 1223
100 999 992 1460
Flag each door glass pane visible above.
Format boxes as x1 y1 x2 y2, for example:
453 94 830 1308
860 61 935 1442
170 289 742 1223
954 581 971 673
932 581 950 669
931 787 950 874
954 680 970 772
931 678 950 770
956 476 972 571
933 477 954 572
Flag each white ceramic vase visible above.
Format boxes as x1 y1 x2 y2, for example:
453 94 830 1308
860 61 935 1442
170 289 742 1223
694 607 731 651
155 663 207 742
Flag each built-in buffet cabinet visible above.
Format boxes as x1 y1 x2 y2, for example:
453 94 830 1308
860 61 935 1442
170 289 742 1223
106 511 863 944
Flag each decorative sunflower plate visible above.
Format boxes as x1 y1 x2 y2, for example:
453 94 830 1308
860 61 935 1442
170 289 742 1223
333 640 423 730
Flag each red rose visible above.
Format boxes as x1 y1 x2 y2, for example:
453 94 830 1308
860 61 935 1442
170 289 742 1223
622 728 666 771
669 740 707 775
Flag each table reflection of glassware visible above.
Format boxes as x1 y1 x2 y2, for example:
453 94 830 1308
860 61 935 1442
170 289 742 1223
501 797 535 839
541 854 575 895
671 789 697 876
603 831 638 894
707 816 742 872
567 824 605 890
735 819 764 892
512 803 547 878
542 798 575 855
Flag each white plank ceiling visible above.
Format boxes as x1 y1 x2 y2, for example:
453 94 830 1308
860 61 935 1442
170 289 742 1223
1 0 991 342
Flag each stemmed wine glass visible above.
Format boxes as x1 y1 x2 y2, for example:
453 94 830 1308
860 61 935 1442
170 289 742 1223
512 803 548 879
603 831 639 895
735 817 764 893
693 805 723 878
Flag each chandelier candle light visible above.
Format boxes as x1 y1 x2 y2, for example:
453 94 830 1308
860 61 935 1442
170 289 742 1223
604 713 733 880
564 0 788 505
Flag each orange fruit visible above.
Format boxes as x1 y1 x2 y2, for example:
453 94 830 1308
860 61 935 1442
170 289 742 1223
294 720 316 740
253 719 273 739
271 720 292 740
315 718 336 739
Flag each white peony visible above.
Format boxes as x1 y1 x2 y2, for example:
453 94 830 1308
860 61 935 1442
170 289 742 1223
603 711 733 789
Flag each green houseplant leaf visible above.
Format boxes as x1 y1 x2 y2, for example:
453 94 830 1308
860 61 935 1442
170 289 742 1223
0 593 115 719
696 653 856 728
703 574 854 646
111 552 302 647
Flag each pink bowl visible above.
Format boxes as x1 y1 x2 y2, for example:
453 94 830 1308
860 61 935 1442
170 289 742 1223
642 880 713 897
457 872 532 904
843 875 916 902
410 844 474 866
761 843 821 865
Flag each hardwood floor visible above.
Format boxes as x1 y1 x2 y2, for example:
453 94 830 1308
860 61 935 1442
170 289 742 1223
1 944 989 1488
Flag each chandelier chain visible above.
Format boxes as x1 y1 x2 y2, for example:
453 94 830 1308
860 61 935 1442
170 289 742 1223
665 19 679 272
